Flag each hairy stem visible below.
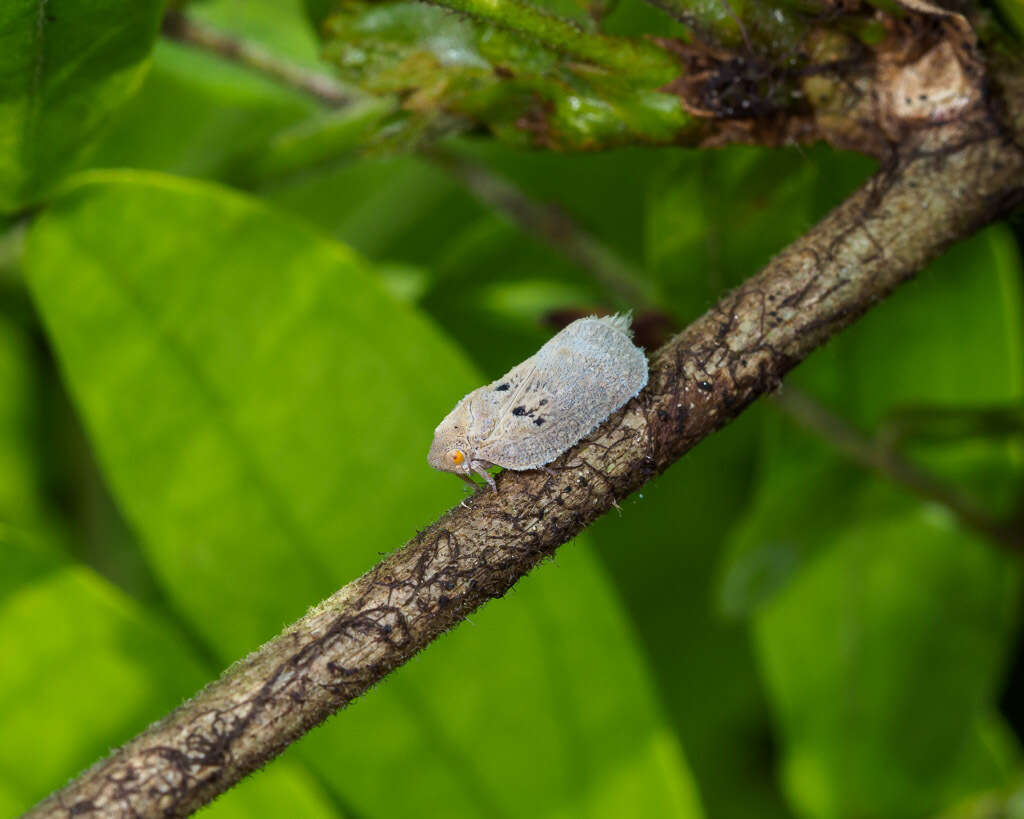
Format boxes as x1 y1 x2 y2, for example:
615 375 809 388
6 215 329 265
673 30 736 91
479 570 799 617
27 69 1024 817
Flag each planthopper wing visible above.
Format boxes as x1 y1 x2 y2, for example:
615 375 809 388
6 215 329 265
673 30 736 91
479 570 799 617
476 316 648 471
458 359 539 446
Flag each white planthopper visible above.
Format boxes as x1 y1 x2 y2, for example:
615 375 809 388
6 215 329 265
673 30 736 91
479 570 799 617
428 314 649 491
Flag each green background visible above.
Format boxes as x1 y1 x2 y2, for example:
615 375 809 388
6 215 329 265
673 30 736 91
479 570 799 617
2 0 1024 817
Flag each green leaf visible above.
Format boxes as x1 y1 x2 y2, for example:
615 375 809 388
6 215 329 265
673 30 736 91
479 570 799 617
88 40 318 180
262 150 617 374
27 170 477 655
0 536 209 805
201 765 339 819
305 0 336 33
727 226 1024 816
754 510 1021 818
191 0 327 67
263 153 480 261
0 0 163 211
938 777 1024 819
105 0 370 184
0 777 23 819
646 146 876 318
457 140 665 272
587 412 794 819
0 536 338 816
261 141 690 377
989 0 1024 41
25 170 704 816
723 226 1024 617
0 311 44 527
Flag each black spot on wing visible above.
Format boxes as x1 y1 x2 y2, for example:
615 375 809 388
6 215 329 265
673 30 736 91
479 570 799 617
512 406 526 416
534 418 545 426
496 383 510 391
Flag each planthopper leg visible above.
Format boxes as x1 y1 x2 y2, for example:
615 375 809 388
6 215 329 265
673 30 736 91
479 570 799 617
471 460 497 493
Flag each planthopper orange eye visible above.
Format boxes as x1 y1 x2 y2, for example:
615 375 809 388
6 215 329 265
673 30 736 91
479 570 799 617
450 450 465 465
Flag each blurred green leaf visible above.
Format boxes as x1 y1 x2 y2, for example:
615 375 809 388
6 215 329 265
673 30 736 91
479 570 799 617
89 40 318 180
456 141 668 271
26 170 477 655
25 170 704 817
192 0 327 67
989 0 1024 41
0 541 204 809
0 536 339 816
261 140 699 377
0 778 22 819
716 435 863 617
588 412 794 819
306 0 337 32
0 312 43 527
723 227 1024 617
939 778 1024 819
0 0 163 211
836 231 1024 427
262 153 479 260
91 0 362 183
261 149 618 373
202 766 340 819
247 97 398 181
724 226 1024 816
755 510 1021 818
567 145 878 819
646 146 876 318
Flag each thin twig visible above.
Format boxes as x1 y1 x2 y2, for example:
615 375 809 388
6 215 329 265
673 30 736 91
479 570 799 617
26 70 1024 817
877 403 1024 447
773 388 1024 549
160 11 354 107
429 149 662 311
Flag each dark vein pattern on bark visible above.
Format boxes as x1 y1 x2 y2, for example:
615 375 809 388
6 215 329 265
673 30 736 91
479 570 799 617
28 79 1024 819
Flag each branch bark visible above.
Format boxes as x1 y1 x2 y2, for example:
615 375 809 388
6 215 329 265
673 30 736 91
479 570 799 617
26 58 1024 819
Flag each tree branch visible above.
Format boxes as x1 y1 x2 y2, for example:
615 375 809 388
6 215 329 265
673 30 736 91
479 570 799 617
26 59 1024 817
